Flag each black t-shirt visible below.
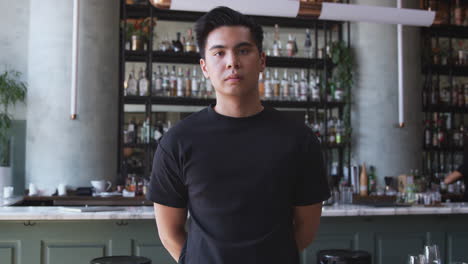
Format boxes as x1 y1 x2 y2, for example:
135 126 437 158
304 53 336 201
456 164 468 201
147 104 330 264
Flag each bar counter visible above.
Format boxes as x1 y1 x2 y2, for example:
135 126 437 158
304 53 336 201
1 198 468 264
1 201 468 220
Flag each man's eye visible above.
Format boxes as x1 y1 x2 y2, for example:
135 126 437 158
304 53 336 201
214 51 224 56
239 49 249 54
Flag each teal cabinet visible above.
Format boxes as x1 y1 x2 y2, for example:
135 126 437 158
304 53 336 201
1 215 468 264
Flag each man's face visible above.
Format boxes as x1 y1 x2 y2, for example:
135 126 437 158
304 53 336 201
200 26 266 98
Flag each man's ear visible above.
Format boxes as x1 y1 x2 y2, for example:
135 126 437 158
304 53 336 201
200 58 209 78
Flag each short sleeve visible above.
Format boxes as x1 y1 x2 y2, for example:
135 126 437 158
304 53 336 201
146 143 188 208
294 131 331 206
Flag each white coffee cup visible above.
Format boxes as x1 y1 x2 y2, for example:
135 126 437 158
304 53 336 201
29 183 38 196
91 180 112 193
57 183 67 196
3 186 13 198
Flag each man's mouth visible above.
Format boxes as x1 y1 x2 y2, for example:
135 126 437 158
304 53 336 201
225 74 242 81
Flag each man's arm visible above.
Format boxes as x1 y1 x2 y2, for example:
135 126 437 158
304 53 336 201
444 170 463 185
153 203 188 262
293 202 322 252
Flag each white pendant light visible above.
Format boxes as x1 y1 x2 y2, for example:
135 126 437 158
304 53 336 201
71 0 80 120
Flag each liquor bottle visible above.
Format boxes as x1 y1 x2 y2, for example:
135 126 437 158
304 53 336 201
191 67 199 98
292 72 300 101
272 24 282 57
184 68 191 97
437 116 446 148
172 32 184 52
170 66 177 96
432 114 439 147
454 0 463 26
141 117 150 143
335 119 343 145
138 68 149 96
130 118 138 144
368 166 377 195
460 124 465 147
184 28 197 52
176 67 184 97
359 163 368 196
304 113 312 129
299 70 308 101
162 66 170 97
453 124 460 148
205 77 214 99
264 70 273 99
431 79 439 105
286 34 298 57
452 82 459 106
281 70 290 100
310 73 320 101
272 69 281 100
458 84 464 107
328 118 336 145
153 65 163 96
199 76 207 99
151 69 157 96
424 120 432 147
126 69 138 96
258 72 265 99
304 28 312 58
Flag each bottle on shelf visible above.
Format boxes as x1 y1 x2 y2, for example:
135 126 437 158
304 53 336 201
359 163 368 196
309 73 319 102
176 67 184 97
299 70 308 101
184 68 191 97
153 65 163 96
138 68 149 96
258 72 265 99
286 34 298 57
264 69 273 100
272 24 282 57
170 66 177 96
335 119 343 145
162 65 170 97
205 77 214 99
191 66 200 98
292 72 300 101
304 28 312 58
184 28 197 52
281 70 290 101
272 69 281 100
172 32 184 52
424 119 432 148
454 0 463 26
126 69 138 96
368 166 377 195
327 118 336 145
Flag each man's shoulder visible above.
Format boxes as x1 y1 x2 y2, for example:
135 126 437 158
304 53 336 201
158 107 209 147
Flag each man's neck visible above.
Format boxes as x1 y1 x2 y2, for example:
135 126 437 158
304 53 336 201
213 95 264 118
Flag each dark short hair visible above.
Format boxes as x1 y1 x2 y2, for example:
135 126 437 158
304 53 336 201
194 6 263 59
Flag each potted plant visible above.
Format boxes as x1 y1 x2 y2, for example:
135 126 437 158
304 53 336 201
0 69 27 190
121 18 157 51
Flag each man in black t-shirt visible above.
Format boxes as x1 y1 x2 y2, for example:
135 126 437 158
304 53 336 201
147 6 330 264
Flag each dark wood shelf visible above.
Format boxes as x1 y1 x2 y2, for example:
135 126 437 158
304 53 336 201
422 64 468 76
423 104 468 113
423 146 464 152
422 24 468 39
124 51 334 69
125 4 342 29
123 143 152 148
124 95 345 109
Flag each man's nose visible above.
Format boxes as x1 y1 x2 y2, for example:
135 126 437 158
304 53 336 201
226 52 240 69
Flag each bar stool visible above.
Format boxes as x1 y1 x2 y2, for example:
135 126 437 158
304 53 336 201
90 256 151 264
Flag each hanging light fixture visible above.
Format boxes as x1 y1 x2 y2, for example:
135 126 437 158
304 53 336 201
149 0 435 127
149 0 435 26
71 0 80 120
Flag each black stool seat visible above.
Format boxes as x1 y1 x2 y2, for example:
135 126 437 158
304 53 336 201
90 256 151 264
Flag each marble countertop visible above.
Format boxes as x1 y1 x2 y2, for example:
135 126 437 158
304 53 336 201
1 203 468 220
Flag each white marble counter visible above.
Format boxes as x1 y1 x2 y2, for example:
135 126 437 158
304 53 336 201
0 196 23 207
1 203 468 220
